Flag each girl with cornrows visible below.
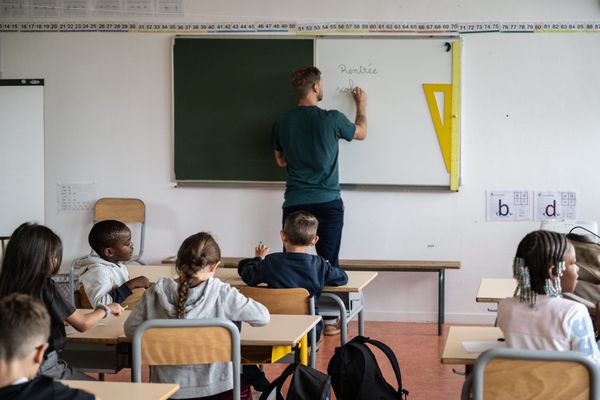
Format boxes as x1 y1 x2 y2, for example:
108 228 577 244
497 230 600 360
125 232 269 400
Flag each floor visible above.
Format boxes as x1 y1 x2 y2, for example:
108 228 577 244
102 321 466 399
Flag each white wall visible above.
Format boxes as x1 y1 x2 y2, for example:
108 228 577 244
2 0 600 324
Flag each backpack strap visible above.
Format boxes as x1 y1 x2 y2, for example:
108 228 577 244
258 363 297 400
353 336 409 399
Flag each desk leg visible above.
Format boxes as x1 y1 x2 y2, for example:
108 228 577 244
358 292 365 337
299 334 308 366
320 293 348 345
438 270 445 336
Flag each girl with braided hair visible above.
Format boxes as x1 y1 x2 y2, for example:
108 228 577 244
125 232 269 399
497 230 600 360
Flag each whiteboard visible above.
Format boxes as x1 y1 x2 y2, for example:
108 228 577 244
316 37 456 188
0 80 45 236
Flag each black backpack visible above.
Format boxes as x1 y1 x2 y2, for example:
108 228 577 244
259 362 331 400
327 335 409 400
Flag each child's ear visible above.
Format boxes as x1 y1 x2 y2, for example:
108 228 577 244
103 247 113 258
33 342 49 365
310 235 319 246
280 230 287 243
207 262 219 272
548 264 557 279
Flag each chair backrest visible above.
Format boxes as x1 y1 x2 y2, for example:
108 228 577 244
238 286 317 367
93 197 146 263
238 287 312 315
77 286 93 308
472 348 600 400
77 285 145 309
132 318 241 400
94 197 145 223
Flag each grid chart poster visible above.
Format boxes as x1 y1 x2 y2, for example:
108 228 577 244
487 190 531 221
57 182 96 213
534 191 578 221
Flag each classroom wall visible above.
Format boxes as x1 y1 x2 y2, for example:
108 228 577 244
2 0 600 324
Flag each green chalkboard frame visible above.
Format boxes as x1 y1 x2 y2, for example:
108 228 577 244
173 36 314 183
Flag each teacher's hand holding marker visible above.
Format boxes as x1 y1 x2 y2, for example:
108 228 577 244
352 86 368 140
255 242 270 259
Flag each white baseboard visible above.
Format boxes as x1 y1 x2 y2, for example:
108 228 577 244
363 310 497 325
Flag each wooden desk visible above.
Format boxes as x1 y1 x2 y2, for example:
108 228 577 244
216 266 378 344
65 312 320 372
476 278 517 303
67 310 131 344
128 264 378 344
441 326 504 366
213 265 377 292
214 257 460 336
129 263 378 293
61 380 179 400
126 264 176 282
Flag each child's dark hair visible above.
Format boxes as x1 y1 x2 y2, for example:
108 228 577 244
283 211 318 246
0 223 62 298
175 232 221 318
291 66 321 98
88 219 129 257
0 293 50 361
515 230 569 294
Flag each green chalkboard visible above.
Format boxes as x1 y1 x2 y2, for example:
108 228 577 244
173 37 314 182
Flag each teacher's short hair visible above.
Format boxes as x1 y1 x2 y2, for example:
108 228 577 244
291 66 321 98
283 211 319 246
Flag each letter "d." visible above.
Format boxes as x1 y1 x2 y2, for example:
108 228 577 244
545 200 557 217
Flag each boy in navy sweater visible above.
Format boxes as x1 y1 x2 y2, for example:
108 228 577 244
238 210 348 339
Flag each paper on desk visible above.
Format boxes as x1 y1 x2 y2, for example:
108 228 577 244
462 340 506 353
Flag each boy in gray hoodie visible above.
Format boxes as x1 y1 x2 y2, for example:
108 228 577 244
124 232 269 399
77 220 150 307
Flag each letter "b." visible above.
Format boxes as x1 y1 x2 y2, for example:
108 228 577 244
497 200 510 217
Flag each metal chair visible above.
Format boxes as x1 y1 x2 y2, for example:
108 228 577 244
469 348 600 400
132 318 241 400
94 197 146 264
238 286 317 368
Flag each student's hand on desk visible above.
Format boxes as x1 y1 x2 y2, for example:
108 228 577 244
127 276 151 290
108 303 125 316
255 243 270 259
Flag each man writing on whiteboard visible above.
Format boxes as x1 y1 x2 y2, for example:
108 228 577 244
271 66 367 333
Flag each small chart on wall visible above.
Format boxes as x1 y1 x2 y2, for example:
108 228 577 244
317 37 460 189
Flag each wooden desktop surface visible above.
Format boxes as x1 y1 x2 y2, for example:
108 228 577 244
441 326 503 365
127 264 378 293
476 278 517 303
67 311 320 348
66 310 131 344
127 264 176 282
61 380 179 400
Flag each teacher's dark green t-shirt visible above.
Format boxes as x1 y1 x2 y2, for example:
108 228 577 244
272 106 355 207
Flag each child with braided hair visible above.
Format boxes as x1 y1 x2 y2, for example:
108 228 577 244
497 230 600 360
124 232 269 400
